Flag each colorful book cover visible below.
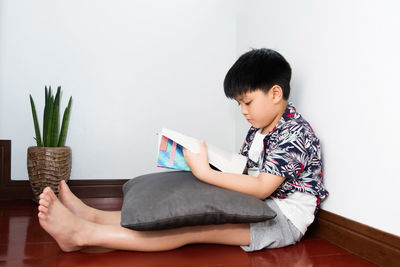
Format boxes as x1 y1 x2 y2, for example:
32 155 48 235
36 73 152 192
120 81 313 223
157 135 191 171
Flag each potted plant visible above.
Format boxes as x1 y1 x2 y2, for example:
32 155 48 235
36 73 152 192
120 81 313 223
28 86 72 202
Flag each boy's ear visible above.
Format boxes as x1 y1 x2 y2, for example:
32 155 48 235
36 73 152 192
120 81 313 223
270 85 283 103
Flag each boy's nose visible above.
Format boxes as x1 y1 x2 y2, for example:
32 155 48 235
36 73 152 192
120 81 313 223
241 106 248 115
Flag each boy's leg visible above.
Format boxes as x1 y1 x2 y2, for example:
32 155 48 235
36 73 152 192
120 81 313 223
38 187 250 252
54 180 121 225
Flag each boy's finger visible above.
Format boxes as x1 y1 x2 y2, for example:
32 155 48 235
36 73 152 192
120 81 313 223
200 140 207 151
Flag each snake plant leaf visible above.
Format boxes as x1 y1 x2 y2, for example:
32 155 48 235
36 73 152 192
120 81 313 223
51 87 61 147
43 87 49 146
46 95 54 147
43 86 54 146
45 86 48 105
58 96 72 147
29 95 42 147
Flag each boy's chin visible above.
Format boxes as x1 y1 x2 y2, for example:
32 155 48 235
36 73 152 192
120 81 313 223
249 121 258 127
250 123 259 128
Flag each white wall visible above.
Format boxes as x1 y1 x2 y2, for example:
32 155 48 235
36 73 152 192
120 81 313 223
2 0 398 237
0 0 238 180
237 0 400 236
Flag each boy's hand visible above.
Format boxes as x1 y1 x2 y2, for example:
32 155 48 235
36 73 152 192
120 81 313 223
183 141 211 180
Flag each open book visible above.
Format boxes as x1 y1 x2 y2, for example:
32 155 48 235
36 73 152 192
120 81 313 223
156 128 247 174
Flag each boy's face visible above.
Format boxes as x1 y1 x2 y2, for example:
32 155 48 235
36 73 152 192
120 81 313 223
235 88 285 134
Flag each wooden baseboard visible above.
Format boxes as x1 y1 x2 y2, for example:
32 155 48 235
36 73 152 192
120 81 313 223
0 179 128 200
0 140 128 199
309 209 400 267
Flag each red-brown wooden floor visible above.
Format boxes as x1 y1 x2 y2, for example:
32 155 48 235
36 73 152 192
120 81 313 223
0 198 376 267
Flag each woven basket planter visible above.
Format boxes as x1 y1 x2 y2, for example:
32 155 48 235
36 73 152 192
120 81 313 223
27 146 72 202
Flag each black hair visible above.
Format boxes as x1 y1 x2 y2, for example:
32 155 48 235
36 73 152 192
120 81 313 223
223 48 291 100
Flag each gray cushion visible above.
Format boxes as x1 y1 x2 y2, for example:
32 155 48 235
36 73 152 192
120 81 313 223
121 171 276 231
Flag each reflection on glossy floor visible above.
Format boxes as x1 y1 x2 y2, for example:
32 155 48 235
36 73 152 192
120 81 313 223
0 198 376 267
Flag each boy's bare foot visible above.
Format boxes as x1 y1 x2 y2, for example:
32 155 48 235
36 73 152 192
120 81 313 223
58 180 96 222
38 187 91 252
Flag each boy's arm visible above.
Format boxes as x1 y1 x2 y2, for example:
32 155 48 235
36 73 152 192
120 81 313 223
202 169 284 200
183 141 285 199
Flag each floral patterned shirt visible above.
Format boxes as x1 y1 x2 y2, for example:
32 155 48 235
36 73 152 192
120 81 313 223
240 103 329 207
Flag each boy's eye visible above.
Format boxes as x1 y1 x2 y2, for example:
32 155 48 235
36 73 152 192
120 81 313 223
236 100 251 106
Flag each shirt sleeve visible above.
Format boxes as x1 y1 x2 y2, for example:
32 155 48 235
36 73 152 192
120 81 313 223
260 128 310 180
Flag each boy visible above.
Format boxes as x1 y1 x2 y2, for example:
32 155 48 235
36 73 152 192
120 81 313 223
37 48 328 252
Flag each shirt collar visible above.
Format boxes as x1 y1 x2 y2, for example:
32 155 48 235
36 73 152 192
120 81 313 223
275 102 297 130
